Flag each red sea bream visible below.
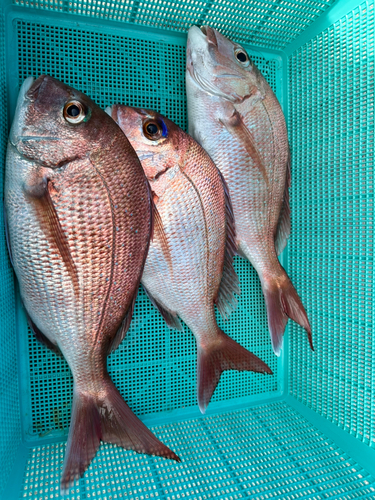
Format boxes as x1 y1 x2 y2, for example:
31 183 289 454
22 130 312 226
186 26 313 356
5 75 179 493
107 105 272 413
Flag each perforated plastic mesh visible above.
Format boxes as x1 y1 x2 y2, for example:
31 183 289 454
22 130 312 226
288 0 375 447
15 19 279 438
12 0 339 50
20 402 375 499
0 9 22 498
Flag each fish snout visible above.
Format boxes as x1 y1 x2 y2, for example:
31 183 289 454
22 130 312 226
9 76 35 147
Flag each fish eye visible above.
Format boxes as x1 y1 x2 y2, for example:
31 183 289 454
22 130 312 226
63 100 87 124
143 119 163 141
235 49 250 66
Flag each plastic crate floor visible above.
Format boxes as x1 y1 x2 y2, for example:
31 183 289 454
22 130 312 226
21 401 375 500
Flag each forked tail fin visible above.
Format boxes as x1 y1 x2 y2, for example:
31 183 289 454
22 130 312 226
263 271 313 356
197 330 272 414
61 378 180 494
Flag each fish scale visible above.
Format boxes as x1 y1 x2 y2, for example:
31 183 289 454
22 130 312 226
5 75 179 493
109 105 272 415
186 25 313 356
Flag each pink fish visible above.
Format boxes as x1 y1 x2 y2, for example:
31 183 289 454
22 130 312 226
186 26 313 356
5 75 179 493
107 105 273 413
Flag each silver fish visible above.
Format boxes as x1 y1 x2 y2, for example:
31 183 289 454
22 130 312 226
107 105 272 413
186 26 313 356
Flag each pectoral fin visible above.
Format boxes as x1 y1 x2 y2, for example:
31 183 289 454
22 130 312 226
154 205 172 269
148 182 172 270
220 108 268 186
31 179 80 298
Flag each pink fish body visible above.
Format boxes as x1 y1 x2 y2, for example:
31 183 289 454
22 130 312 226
5 75 179 493
107 105 272 413
186 26 313 356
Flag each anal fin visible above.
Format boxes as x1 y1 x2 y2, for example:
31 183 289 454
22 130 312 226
108 289 138 353
143 285 183 331
26 312 62 356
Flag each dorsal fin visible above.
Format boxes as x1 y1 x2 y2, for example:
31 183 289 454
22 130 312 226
108 175 155 354
26 312 62 356
275 152 291 256
143 285 183 331
215 169 240 320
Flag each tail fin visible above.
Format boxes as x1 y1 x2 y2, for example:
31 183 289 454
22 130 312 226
197 330 272 414
263 272 313 356
61 378 180 494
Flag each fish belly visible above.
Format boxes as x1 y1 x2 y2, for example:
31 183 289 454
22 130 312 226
142 168 223 337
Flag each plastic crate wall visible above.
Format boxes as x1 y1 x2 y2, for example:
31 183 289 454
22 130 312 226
288 0 375 447
0 7 21 499
9 14 282 441
12 0 339 50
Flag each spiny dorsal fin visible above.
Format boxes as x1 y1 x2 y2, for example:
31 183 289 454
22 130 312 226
275 152 291 256
143 285 183 331
215 169 240 320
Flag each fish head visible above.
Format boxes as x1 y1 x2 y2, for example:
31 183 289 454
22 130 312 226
106 105 183 183
10 75 112 169
186 25 263 103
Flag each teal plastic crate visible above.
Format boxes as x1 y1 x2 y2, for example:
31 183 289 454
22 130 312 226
0 0 374 498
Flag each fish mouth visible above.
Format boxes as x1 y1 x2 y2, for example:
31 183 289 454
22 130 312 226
188 25 217 47
9 77 35 147
200 25 217 46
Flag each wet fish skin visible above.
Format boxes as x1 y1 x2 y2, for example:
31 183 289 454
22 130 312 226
5 75 179 493
107 104 272 413
186 26 313 356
